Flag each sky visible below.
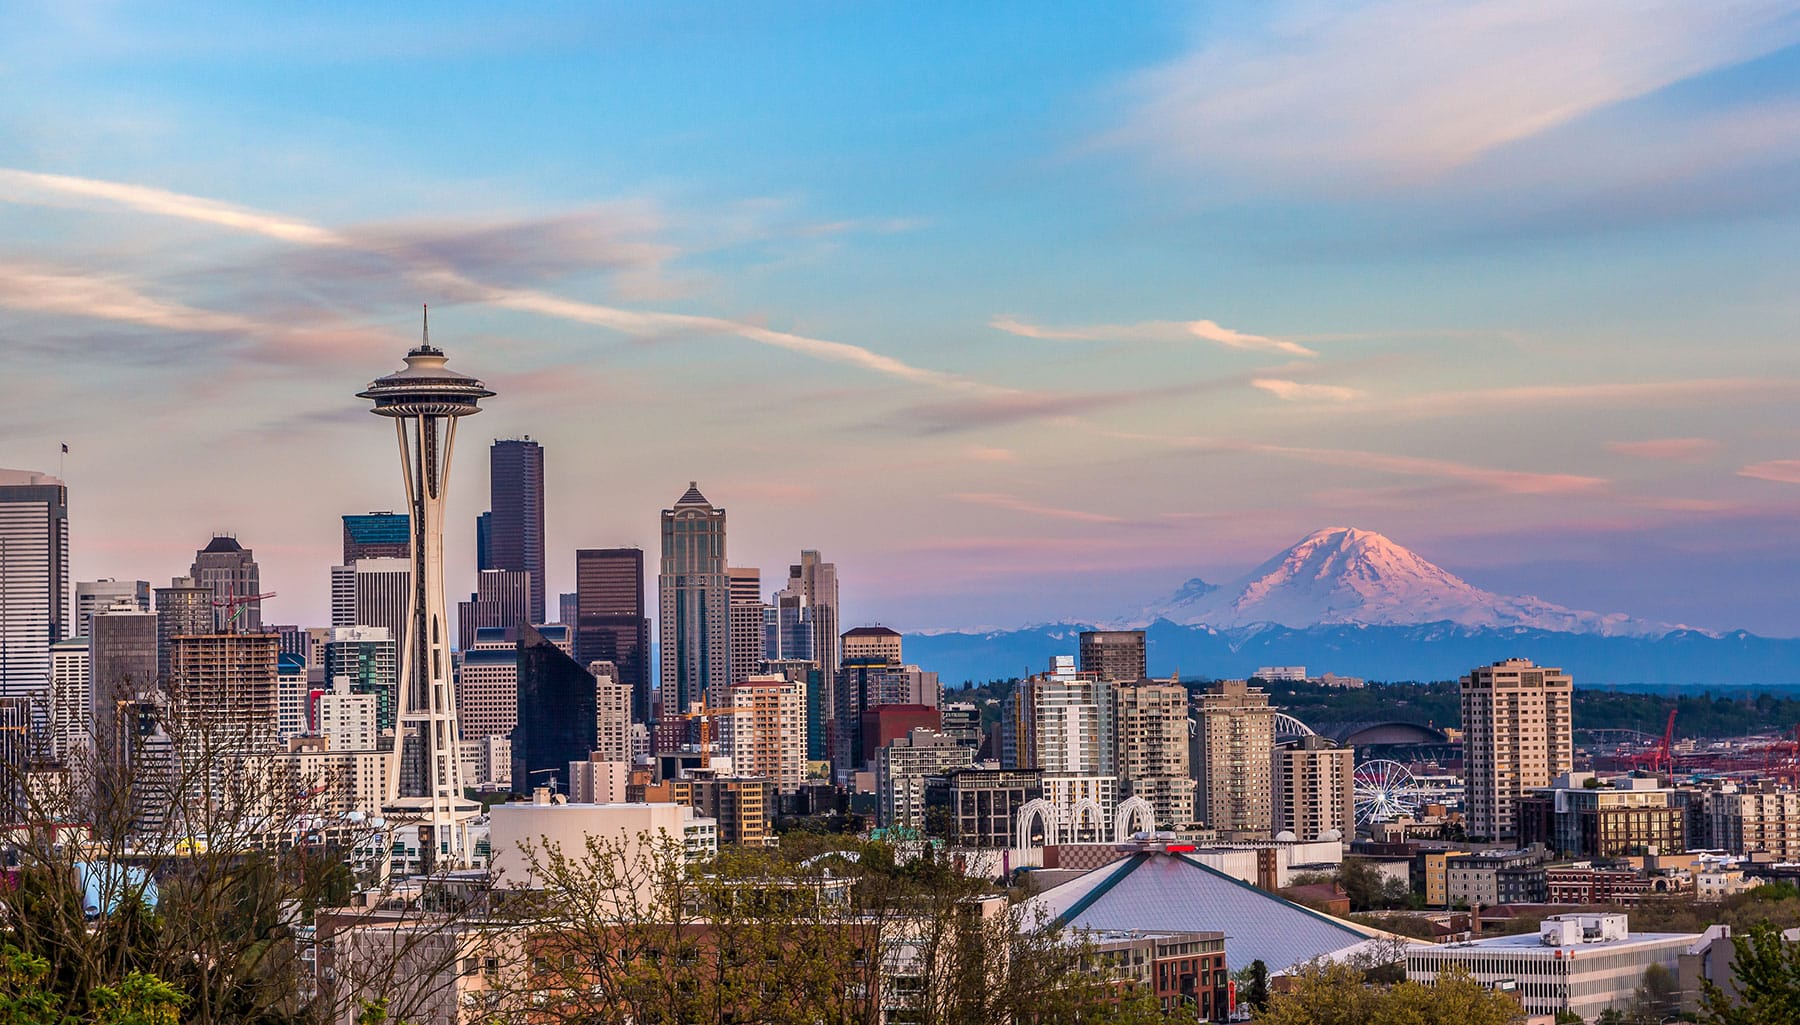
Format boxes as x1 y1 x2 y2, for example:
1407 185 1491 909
2 1 1799 637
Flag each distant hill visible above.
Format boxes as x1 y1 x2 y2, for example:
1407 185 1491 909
907 620 1800 688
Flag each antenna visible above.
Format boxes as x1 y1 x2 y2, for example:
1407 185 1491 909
422 304 430 349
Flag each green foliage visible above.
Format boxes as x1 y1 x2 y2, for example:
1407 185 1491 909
1260 962 1521 1025
1700 919 1800 1025
0 944 183 1025
1338 858 1421 912
1257 678 1800 739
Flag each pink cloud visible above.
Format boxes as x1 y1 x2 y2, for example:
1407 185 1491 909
1606 437 1722 461
990 314 1315 357
1251 378 1363 402
1740 460 1800 485
948 492 1127 525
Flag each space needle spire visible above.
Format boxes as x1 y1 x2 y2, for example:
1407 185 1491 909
358 308 493 869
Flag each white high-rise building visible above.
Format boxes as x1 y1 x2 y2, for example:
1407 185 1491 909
591 661 633 766
1461 658 1573 841
276 654 307 740
317 678 380 752
331 559 412 655
0 470 69 698
50 636 89 759
457 627 519 742
75 580 149 637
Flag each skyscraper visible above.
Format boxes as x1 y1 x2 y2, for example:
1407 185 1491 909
50 635 89 760
359 330 493 867
788 550 839 679
487 438 546 625
330 558 412 654
456 626 520 742
1113 678 1195 829
167 632 280 752
342 511 411 562
1461 658 1574 841
725 674 807 793
765 588 814 663
153 576 213 685
456 568 531 648
659 483 729 713
511 624 601 790
190 535 261 631
0 469 69 697
1079 630 1147 683
575 548 650 723
727 566 766 689
89 602 158 734
1191 680 1277 836
322 626 399 733
75 580 150 637
1274 736 1356 842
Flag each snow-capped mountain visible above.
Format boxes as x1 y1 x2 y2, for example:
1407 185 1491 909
1131 527 1672 638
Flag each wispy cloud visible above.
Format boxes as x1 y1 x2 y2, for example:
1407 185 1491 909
1115 1 1800 189
1375 378 1800 418
991 314 1315 357
949 492 1127 525
1740 460 1800 485
1112 430 1607 496
0 167 982 393
1608 438 1722 462
1251 378 1363 402
964 446 1016 463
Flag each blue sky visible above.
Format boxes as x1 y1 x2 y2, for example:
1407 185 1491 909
3 1 1799 635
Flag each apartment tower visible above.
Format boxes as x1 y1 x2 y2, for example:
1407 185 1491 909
1079 630 1148 683
1461 658 1574 841
1191 679 1277 836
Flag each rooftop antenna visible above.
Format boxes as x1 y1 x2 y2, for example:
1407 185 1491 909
422 303 431 351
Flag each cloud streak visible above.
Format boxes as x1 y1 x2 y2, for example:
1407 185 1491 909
1251 378 1362 402
1113 430 1608 496
991 314 1315 357
1740 461 1800 485
948 492 1127 525
1608 438 1722 462
0 167 984 393
1116 1 1800 188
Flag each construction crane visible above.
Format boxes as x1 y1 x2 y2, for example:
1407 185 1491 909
1632 709 1677 776
1763 724 1800 785
212 584 276 631
527 767 562 794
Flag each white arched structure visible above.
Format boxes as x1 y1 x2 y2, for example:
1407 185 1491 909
1017 798 1059 848
1114 795 1156 841
1273 712 1316 738
1069 797 1108 844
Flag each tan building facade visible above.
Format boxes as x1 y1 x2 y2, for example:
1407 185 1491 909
1113 680 1195 828
1191 680 1276 835
1460 658 1573 841
1273 735 1355 841
725 674 806 792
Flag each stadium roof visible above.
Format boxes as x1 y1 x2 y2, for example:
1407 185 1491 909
1025 849 1387 973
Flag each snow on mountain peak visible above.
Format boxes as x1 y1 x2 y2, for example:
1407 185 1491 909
1134 527 1671 637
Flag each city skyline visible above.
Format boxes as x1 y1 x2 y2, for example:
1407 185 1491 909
3 4 1800 635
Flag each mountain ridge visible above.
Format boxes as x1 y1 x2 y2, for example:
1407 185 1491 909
1127 526 1678 638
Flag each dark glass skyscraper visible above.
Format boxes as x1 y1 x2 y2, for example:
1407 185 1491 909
659 483 729 714
487 439 545 624
511 623 599 789
342 511 411 563
575 548 651 723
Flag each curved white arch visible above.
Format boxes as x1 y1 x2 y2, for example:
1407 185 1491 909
1069 797 1108 844
1017 798 1059 849
1273 712 1316 738
1115 795 1156 841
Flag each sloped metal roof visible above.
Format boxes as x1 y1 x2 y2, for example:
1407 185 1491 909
1027 851 1376 973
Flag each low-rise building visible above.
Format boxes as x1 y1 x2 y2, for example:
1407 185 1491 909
488 796 717 888
1444 846 1550 906
1518 773 1685 858
1084 930 1229 1021
1406 913 1701 1020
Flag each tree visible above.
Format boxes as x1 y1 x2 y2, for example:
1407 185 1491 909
1260 962 1521 1025
1242 959 1270 1011
1700 919 1800 1025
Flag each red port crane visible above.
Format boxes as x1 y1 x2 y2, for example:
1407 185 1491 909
1633 710 1677 776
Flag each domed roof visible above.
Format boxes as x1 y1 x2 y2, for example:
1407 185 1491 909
1275 830 1298 842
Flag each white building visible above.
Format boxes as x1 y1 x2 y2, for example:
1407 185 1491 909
1406 913 1699 1020
0 470 69 699
456 627 518 741
49 636 89 759
316 678 379 751
487 797 717 887
276 655 307 740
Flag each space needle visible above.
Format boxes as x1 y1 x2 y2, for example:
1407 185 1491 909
359 310 493 869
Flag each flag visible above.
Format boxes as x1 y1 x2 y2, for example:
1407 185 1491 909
60 443 68 454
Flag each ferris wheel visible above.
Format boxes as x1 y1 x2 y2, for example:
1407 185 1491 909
1353 759 1422 825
